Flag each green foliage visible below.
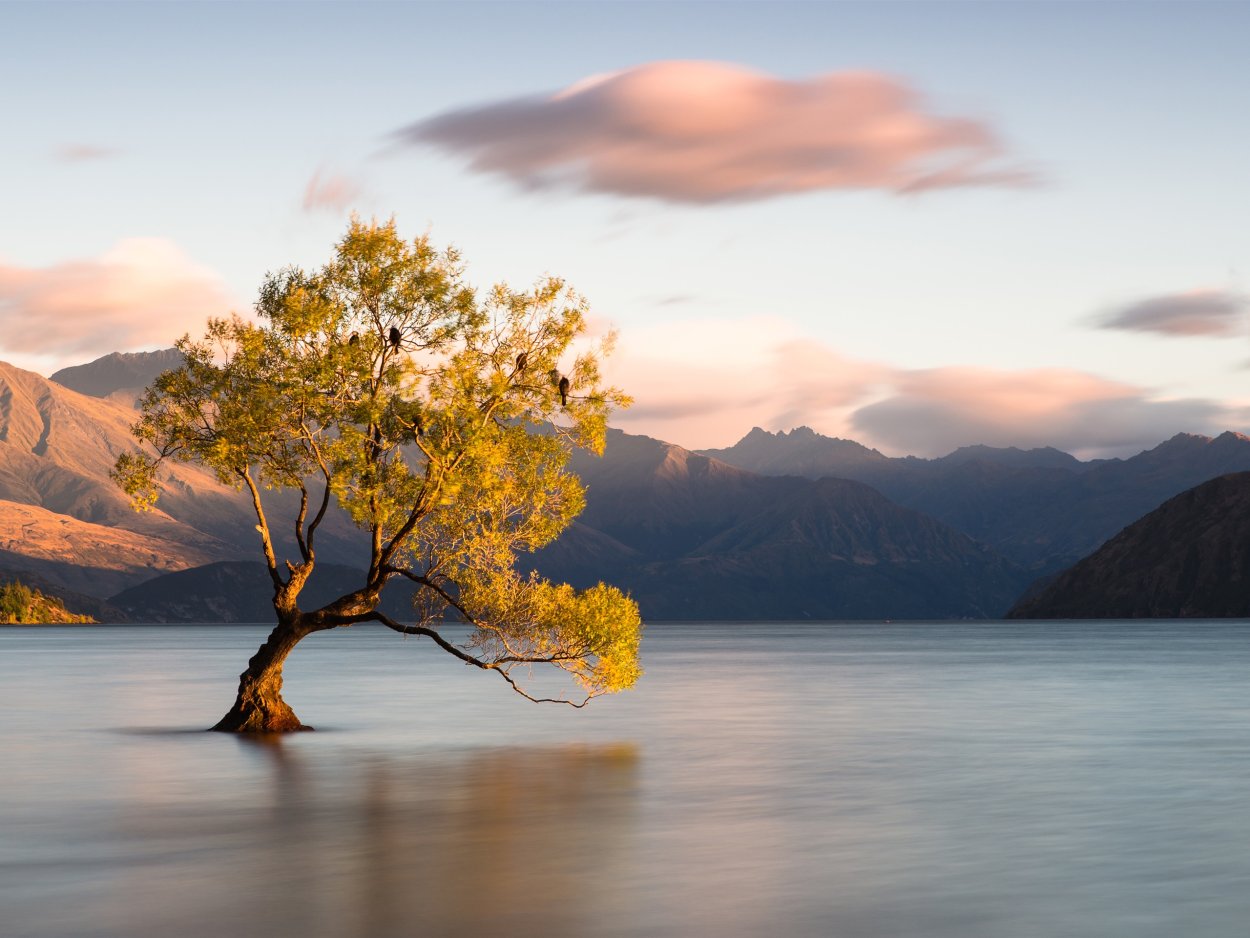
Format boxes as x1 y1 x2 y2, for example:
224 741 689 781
0 580 93 624
0 580 33 621
112 217 642 702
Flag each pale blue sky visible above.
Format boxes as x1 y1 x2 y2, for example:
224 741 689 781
4 1 1248 455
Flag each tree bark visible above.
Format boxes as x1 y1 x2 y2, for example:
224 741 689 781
211 618 312 733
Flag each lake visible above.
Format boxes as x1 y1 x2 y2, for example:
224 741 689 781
3 621 1250 937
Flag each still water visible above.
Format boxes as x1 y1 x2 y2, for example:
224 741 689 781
3 621 1250 938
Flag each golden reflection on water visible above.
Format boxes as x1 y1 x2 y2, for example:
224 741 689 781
96 740 640 938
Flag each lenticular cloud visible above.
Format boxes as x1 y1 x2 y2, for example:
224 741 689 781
397 60 1032 204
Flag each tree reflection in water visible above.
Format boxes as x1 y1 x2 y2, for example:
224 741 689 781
99 739 640 938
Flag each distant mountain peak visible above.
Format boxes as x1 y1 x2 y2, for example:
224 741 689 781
50 348 183 400
937 444 1082 470
1158 431 1214 447
731 425 871 449
700 426 888 479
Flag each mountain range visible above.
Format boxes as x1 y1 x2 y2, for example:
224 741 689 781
703 426 1250 574
3 349 1249 621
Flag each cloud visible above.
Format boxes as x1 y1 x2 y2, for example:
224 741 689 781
56 144 116 162
396 60 1033 204
850 366 1233 457
0 240 235 370
602 318 1237 457
302 168 362 213
603 317 888 447
1096 289 1248 337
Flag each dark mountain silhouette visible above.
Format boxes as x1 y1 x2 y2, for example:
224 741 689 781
1008 472 1250 619
704 426 1250 573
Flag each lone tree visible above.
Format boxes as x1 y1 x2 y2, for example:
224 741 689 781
113 219 642 732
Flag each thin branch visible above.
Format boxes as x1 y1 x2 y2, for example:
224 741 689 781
366 611 591 707
300 424 334 556
383 566 474 622
293 484 310 562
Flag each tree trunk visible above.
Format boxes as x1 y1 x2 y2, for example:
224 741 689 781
212 618 312 733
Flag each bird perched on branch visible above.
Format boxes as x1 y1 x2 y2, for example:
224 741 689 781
348 332 359 346
388 326 401 349
548 368 571 405
515 351 527 372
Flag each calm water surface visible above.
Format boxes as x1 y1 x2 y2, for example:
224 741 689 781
3 621 1250 937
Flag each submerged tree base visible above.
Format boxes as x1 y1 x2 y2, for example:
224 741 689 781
211 698 312 733
210 619 314 733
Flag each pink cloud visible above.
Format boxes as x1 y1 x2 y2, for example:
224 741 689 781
0 240 236 369
850 367 1231 457
1097 289 1248 337
302 168 362 213
602 317 888 447
601 318 1236 456
397 60 1034 204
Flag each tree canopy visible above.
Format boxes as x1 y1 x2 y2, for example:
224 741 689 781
113 218 642 730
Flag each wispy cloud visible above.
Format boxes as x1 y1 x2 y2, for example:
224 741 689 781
1096 289 1248 337
302 168 362 213
0 240 235 369
395 60 1034 205
56 144 116 162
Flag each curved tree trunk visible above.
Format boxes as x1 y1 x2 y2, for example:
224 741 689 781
212 618 312 733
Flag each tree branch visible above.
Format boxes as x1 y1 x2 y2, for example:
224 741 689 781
366 611 591 707
300 424 334 557
293 484 310 562
239 467 284 591
383 565 473 622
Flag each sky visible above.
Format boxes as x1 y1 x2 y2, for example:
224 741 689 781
4 0 1249 458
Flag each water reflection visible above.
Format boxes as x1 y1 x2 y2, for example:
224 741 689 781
12 739 639 938
7 623 1250 937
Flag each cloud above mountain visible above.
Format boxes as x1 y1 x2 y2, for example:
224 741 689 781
604 317 889 445
0 240 235 369
851 367 1232 457
606 318 1237 456
396 60 1033 204
1096 289 1248 337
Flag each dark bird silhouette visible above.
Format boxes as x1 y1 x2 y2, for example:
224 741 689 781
388 326 401 349
414 414 424 438
348 332 359 346
558 375 570 407
515 351 527 372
